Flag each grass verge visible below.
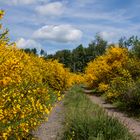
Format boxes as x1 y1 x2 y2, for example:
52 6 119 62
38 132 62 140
61 85 135 140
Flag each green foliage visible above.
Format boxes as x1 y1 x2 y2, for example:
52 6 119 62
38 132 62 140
22 48 37 55
45 35 107 72
72 44 86 72
40 49 45 56
0 29 9 44
120 79 140 111
55 49 72 69
118 36 140 58
105 76 134 102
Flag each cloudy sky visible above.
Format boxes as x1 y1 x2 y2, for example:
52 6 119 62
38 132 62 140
0 0 140 54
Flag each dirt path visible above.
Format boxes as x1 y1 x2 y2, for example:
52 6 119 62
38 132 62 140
33 101 64 140
84 89 140 140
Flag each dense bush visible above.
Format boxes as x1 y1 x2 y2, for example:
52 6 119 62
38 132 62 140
0 44 70 139
105 76 134 102
120 80 140 111
85 46 129 89
85 46 140 112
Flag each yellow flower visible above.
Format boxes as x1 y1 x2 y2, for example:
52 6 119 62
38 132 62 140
45 108 50 115
16 104 21 109
0 10 4 19
0 109 3 114
58 97 61 101
34 122 37 126
2 133 7 139
7 126 12 132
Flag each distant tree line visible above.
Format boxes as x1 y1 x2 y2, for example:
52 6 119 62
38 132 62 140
21 35 140 72
45 35 107 72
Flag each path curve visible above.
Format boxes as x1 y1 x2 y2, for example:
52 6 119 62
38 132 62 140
33 101 64 140
84 89 140 140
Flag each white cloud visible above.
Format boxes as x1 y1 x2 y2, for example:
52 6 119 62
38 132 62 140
16 38 42 49
33 24 83 43
36 2 65 16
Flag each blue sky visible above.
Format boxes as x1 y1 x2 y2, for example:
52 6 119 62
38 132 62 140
0 0 140 54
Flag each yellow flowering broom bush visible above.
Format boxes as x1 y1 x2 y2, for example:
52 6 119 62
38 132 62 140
85 46 140 106
43 60 72 91
69 73 85 86
85 46 129 89
0 45 68 139
0 11 74 139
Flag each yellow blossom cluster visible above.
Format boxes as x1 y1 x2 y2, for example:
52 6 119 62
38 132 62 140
85 46 140 102
98 83 109 92
69 73 85 85
0 10 76 139
0 44 70 139
105 76 134 102
85 47 129 88
43 60 72 90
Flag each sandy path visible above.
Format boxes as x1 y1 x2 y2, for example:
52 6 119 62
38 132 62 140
84 89 140 140
33 101 64 140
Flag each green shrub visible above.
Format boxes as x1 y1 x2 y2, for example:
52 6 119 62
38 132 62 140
105 76 134 102
121 80 140 111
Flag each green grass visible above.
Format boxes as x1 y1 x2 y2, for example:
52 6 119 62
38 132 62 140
61 85 135 140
